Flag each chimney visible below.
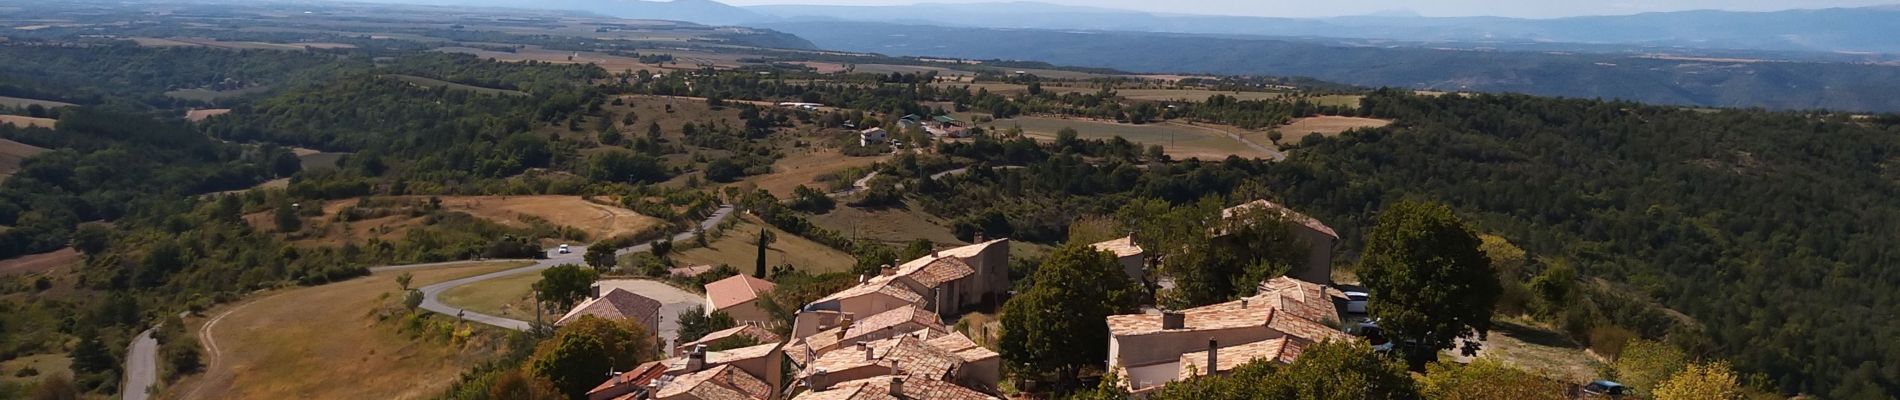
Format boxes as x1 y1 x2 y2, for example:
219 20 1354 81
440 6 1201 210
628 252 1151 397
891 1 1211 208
889 360 899 376
1161 310 1186 330
590 285 601 299
930 247 939 258
889 375 905 396
686 345 707 372
1241 298 1249 309
879 264 895 277
974 231 985 243
859 341 873 360
810 368 831 391
1207 339 1219 375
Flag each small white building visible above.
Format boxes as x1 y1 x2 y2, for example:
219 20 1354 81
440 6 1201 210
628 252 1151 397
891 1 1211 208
859 127 888 147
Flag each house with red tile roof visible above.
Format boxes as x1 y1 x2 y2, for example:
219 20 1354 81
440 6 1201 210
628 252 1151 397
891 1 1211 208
794 330 1000 397
792 238 1010 338
793 375 999 400
587 342 786 400
1105 276 1351 392
559 288 664 332
705 274 777 324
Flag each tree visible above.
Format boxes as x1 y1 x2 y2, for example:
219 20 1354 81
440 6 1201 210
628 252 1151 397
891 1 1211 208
529 333 610 399
1149 341 1419 400
584 245 618 273
753 228 771 278
1611 339 1689 395
676 305 737 343
1358 200 1500 370
556 315 659 371
999 243 1141 391
161 341 204 378
1420 359 1567 400
1652 361 1745 400
395 272 414 291
900 239 935 261
490 369 564 400
30 372 78 400
403 289 423 311
534 264 598 311
70 223 112 255
273 204 301 233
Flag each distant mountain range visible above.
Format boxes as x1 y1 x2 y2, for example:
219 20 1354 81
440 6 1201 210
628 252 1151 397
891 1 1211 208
380 0 1900 54
746 2 1900 54
760 21 1900 112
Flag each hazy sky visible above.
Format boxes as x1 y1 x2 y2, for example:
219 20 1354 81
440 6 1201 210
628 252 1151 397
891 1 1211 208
717 0 1899 18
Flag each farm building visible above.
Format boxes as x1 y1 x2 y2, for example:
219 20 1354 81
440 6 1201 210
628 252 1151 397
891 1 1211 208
860 127 888 147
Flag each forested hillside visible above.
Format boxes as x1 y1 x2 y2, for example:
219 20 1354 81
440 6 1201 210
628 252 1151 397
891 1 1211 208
1272 91 1900 396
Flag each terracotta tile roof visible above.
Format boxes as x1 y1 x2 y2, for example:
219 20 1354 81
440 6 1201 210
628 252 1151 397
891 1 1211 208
1107 277 1345 341
791 306 947 365
811 239 1006 309
800 334 964 382
558 288 663 327
1175 338 1311 380
813 277 925 306
663 343 781 372
923 332 1000 364
1222 199 1339 239
681 325 782 350
588 360 670 399
1257 276 1344 323
907 257 975 288
1089 236 1145 258
706 275 777 312
652 364 770 400
794 376 1000 400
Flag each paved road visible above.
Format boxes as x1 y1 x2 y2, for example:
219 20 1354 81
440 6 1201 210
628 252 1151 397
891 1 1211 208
121 328 157 400
929 165 1025 180
413 205 732 332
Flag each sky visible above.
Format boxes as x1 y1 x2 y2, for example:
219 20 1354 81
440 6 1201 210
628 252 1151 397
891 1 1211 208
714 0 1900 18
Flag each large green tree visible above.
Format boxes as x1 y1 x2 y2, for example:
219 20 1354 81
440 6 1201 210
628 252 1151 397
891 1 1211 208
999 243 1141 391
534 264 598 311
584 245 618 273
1358 200 1500 370
675 305 737 343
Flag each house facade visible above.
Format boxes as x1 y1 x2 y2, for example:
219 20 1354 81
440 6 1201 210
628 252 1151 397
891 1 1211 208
1105 276 1350 392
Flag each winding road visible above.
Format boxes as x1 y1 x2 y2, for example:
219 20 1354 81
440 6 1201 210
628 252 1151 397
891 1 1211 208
174 205 733 399
404 205 732 331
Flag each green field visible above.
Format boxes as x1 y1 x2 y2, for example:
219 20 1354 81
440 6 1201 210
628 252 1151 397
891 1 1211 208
980 116 1276 160
673 218 858 274
0 96 75 109
299 152 347 171
437 271 542 319
385 74 528 97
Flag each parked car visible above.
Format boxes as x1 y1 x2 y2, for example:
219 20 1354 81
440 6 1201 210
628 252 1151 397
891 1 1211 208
558 244 571 254
1344 291 1369 313
1582 380 1630 397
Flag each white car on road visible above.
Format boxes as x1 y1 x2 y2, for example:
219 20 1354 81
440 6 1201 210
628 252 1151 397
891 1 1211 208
558 244 571 254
